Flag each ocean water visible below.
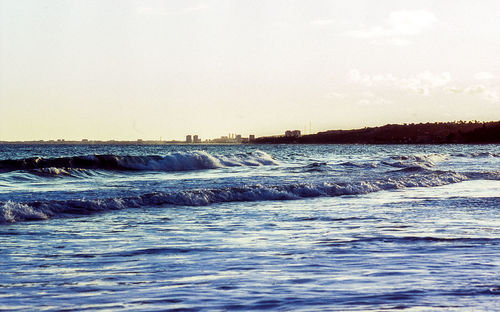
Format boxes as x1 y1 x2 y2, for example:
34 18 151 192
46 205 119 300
0 144 499 311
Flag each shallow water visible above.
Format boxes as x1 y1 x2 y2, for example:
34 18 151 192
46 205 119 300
0 144 499 311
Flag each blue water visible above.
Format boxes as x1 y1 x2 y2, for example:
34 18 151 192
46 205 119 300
0 144 499 311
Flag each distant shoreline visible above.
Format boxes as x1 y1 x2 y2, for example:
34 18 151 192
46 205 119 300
0 141 242 145
255 121 500 144
1 121 499 145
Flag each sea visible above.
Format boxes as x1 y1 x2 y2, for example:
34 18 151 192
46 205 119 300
0 144 499 311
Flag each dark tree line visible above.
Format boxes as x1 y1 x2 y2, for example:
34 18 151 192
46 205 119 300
254 121 500 144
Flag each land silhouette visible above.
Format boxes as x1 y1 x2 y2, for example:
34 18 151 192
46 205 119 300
254 121 500 144
1 121 498 145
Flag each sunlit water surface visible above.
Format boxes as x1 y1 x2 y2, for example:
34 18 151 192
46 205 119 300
0 144 499 311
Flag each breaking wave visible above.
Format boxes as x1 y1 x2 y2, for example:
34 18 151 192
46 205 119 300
383 154 448 169
453 152 500 158
0 151 278 174
0 171 468 224
465 170 500 180
340 161 379 168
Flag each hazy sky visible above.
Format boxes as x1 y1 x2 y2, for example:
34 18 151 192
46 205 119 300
1 0 499 140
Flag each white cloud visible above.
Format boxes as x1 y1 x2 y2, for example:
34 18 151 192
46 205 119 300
464 85 488 94
404 71 451 95
347 68 499 114
465 85 498 102
445 86 461 94
345 10 437 45
474 72 495 80
386 38 414 46
357 95 392 107
386 10 437 35
137 4 208 16
309 19 333 26
349 69 399 86
349 69 451 96
324 92 347 99
445 84 499 102
137 7 155 15
349 69 375 86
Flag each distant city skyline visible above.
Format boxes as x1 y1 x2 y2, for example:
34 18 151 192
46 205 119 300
1 0 499 141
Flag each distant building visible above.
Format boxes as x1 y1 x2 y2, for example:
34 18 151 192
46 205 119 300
249 135 255 142
193 135 201 143
235 134 242 143
186 135 192 143
285 130 301 138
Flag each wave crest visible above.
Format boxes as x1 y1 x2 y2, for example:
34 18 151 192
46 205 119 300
0 171 467 224
0 150 278 174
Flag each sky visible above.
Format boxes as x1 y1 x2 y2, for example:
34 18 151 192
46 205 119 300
1 0 499 141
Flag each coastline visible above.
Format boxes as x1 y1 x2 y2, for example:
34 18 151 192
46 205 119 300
255 121 500 144
1 121 499 145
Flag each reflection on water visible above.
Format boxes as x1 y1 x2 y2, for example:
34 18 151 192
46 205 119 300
0 144 499 310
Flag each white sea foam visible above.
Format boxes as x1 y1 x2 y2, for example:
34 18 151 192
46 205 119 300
0 201 49 223
115 150 278 171
0 171 469 224
118 152 224 171
218 151 279 167
0 150 279 174
385 153 448 169
33 167 72 176
452 151 500 158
